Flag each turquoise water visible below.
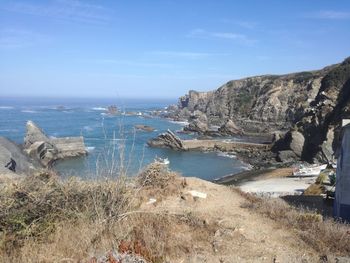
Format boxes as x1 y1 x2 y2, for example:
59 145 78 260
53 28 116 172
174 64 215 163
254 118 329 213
0 97 247 181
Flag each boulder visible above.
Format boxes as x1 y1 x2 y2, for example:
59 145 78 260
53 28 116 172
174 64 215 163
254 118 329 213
317 127 335 163
184 111 209 134
219 119 244 136
273 130 305 161
289 131 305 157
147 130 184 150
276 150 298 163
184 119 208 134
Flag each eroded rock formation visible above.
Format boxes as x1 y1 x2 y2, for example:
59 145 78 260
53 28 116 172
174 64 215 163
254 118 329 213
147 130 184 150
24 121 87 167
219 119 244 136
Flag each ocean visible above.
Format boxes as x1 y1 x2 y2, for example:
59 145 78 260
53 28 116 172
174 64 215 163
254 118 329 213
0 97 248 181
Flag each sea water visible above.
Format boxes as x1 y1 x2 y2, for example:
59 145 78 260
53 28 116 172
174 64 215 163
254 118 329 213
0 97 248 181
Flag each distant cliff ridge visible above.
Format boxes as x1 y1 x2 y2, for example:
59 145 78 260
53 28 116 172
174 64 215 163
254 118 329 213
173 57 350 163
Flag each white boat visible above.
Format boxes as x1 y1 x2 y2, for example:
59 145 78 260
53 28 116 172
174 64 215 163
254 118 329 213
155 157 170 165
293 164 327 177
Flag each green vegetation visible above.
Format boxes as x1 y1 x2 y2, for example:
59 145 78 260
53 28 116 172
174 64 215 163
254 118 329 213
235 84 259 113
323 59 350 88
294 71 314 83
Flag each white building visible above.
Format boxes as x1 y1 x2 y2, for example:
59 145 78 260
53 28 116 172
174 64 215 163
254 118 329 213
334 124 350 222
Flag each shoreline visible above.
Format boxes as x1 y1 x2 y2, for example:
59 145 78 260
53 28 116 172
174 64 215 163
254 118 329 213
213 167 294 186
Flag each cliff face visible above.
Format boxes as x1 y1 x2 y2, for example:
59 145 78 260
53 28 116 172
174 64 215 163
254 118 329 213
175 58 350 163
178 67 338 133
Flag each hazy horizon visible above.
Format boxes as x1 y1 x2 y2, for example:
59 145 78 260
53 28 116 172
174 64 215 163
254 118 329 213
1 0 350 98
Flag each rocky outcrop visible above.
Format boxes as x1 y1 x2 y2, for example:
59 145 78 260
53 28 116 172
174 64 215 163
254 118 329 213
274 130 305 158
147 130 184 150
219 120 244 136
274 58 350 162
174 71 331 132
171 57 350 163
24 121 87 167
183 110 209 134
24 121 50 148
148 130 271 153
134 125 155 132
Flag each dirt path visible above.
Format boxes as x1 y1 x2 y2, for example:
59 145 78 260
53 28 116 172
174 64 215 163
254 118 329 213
141 177 320 262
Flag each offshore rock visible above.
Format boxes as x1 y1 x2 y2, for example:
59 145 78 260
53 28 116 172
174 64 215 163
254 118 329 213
147 130 184 150
23 121 87 167
134 125 155 132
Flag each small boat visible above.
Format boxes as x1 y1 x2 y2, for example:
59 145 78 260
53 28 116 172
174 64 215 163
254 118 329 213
293 164 327 177
155 157 170 165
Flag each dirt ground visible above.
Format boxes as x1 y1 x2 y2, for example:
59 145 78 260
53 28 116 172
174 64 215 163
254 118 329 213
139 177 324 263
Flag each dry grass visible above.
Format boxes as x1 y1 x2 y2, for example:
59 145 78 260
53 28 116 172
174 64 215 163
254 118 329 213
1 210 216 263
136 162 177 189
235 188 350 256
304 172 329 195
0 171 132 261
136 162 182 203
0 163 212 262
304 183 326 195
260 168 293 179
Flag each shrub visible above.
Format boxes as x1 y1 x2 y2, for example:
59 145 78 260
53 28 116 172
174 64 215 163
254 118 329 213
0 172 130 255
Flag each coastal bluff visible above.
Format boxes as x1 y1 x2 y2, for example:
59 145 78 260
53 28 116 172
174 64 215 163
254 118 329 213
166 57 350 164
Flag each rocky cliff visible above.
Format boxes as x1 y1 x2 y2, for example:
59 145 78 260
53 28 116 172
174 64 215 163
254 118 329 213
173 57 350 163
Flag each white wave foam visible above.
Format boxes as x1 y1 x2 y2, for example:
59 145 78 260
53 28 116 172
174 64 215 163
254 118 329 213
168 120 189 126
86 146 95 152
240 164 253 170
0 106 14 109
217 152 236 159
0 129 18 132
21 110 37 113
92 107 107 111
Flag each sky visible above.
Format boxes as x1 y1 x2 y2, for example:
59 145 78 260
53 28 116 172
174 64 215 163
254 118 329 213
0 0 350 99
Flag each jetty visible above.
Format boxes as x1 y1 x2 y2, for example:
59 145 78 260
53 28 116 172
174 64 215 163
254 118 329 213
148 129 271 152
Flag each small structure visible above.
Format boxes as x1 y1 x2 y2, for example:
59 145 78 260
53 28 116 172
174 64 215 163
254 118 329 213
334 124 350 222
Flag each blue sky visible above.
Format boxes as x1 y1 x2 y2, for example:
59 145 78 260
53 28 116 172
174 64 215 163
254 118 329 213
0 0 350 99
